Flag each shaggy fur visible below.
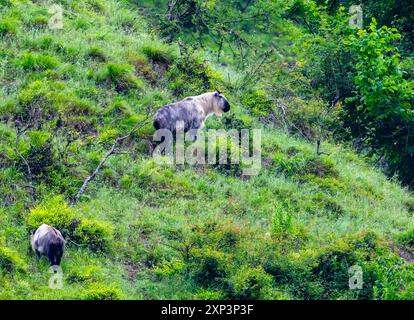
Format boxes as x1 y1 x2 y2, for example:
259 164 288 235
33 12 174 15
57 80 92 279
31 224 65 266
153 91 230 133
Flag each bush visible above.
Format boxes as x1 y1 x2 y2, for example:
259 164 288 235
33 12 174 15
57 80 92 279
311 231 381 299
0 17 18 36
153 259 185 278
26 195 76 233
273 152 339 183
67 265 103 284
271 201 307 245
0 245 26 272
82 283 123 300
26 196 112 251
345 20 414 187
209 132 250 177
240 88 270 118
16 80 97 130
21 130 54 177
191 247 230 288
167 47 221 96
304 157 338 178
264 252 324 299
72 219 112 251
17 80 64 121
221 113 254 132
194 289 225 300
227 266 273 300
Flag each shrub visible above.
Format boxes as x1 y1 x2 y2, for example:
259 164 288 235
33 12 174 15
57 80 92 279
209 132 245 177
397 278 414 300
0 17 18 36
17 80 64 121
311 231 381 299
369 250 409 300
104 100 133 118
221 113 254 132
153 259 185 278
271 201 307 245
312 193 346 217
194 289 225 300
21 130 54 177
191 247 230 287
167 47 221 96
405 198 414 213
189 220 243 252
67 265 103 284
26 196 112 251
26 195 76 233
345 20 414 186
264 253 325 299
31 15 49 28
304 157 338 178
240 88 270 117
119 175 133 189
227 266 273 300
0 245 26 272
82 283 123 300
16 80 97 130
72 219 112 251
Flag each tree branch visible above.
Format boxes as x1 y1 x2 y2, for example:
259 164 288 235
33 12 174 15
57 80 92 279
14 120 33 183
71 116 152 205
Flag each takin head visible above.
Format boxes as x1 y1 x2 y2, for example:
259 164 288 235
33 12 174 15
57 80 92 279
212 88 230 114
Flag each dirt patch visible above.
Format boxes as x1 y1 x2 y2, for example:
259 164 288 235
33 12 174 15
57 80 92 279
286 147 300 157
124 262 144 281
261 156 273 170
152 61 169 79
390 244 414 264
398 248 414 264
240 174 251 181
305 158 338 178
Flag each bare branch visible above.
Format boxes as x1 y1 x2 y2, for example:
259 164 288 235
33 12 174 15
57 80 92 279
71 116 153 205
316 139 331 156
14 120 33 183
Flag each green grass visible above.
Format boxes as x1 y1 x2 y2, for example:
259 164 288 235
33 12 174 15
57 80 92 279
0 0 413 300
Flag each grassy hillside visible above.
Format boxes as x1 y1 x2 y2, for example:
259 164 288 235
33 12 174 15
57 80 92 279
1 0 414 299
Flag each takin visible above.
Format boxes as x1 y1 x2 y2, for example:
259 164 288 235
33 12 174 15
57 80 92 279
153 89 230 135
31 224 65 266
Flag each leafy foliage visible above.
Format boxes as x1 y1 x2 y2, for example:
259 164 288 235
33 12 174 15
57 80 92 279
345 20 414 185
0 0 413 300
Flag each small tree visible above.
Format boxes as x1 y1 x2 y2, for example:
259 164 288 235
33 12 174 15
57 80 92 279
345 19 414 185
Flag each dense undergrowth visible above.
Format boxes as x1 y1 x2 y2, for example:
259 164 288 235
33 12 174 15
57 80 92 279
0 0 414 300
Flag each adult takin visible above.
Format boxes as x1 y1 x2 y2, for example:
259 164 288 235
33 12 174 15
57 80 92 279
31 224 65 266
153 89 230 135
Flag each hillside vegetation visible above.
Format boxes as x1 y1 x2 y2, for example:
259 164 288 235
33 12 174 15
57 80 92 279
0 0 414 300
